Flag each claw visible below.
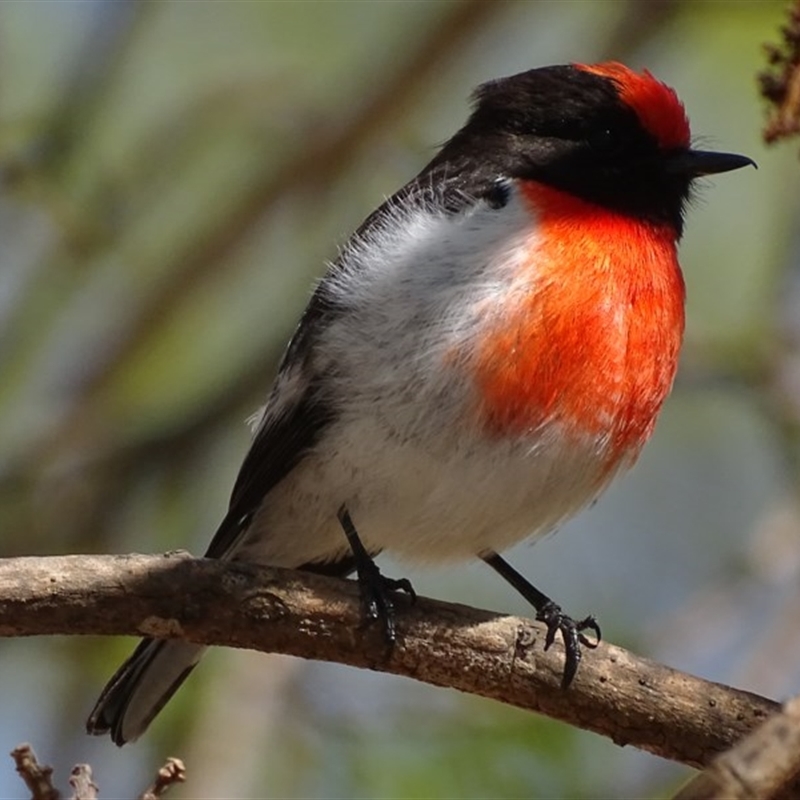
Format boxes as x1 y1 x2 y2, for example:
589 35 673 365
577 615 601 649
536 602 602 688
337 505 415 643
481 552 601 689
356 560 415 643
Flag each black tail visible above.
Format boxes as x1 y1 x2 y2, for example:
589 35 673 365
86 551 359 744
86 638 206 746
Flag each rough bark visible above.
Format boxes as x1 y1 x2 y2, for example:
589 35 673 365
0 553 779 770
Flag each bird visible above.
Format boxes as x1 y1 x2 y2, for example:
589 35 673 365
87 61 754 745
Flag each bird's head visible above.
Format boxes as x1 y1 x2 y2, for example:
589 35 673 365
441 62 754 234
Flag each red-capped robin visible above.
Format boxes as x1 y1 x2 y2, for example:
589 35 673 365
87 62 754 745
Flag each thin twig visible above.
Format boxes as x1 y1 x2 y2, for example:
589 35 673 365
68 765 98 800
760 0 800 147
138 758 186 800
10 744 60 800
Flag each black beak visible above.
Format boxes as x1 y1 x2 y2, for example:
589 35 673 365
667 149 756 177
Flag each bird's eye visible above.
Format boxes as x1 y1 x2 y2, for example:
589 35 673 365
590 127 615 151
485 179 511 209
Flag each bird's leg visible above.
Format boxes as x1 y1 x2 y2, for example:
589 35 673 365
481 550 600 688
337 505 416 642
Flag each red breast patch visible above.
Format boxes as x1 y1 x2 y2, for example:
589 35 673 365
472 182 685 466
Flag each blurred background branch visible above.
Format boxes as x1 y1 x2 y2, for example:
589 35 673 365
760 0 800 150
674 694 800 800
10 744 184 800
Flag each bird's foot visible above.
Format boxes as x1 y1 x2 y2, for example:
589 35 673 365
536 601 601 688
355 558 416 643
337 504 416 643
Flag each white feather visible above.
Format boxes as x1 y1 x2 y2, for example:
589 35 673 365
234 184 621 568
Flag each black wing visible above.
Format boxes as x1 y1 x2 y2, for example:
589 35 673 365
203 149 511 562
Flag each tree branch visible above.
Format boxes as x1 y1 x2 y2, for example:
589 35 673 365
68 765 98 800
9 746 185 800
10 744 60 800
0 553 778 769
673 694 800 800
137 758 186 800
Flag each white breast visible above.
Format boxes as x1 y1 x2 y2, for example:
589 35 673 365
238 186 619 568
